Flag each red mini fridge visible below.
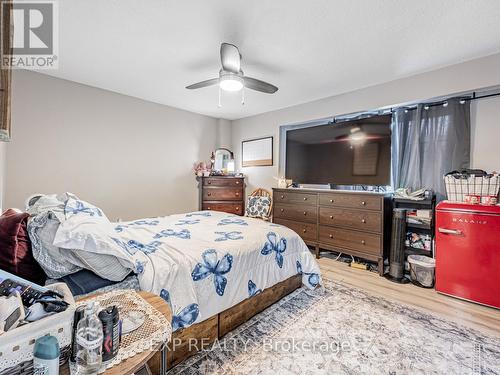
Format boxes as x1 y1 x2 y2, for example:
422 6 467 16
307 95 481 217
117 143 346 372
435 201 500 309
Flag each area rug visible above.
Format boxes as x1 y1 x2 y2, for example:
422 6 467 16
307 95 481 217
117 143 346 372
167 279 500 375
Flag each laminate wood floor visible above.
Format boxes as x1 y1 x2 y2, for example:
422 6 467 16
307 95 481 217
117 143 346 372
317 255 500 338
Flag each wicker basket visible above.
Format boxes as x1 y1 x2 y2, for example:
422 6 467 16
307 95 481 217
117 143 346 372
444 170 500 202
0 283 75 375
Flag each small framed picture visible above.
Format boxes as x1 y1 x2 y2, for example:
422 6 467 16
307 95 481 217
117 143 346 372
242 136 273 167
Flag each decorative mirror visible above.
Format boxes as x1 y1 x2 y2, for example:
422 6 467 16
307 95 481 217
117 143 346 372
213 148 235 173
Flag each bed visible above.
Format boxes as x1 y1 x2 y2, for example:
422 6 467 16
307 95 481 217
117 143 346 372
27 194 322 368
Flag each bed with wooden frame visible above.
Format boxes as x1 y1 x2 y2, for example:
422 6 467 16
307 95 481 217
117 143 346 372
27 194 320 372
165 274 301 369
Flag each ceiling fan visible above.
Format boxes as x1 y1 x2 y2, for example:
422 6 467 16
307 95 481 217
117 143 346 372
186 43 278 105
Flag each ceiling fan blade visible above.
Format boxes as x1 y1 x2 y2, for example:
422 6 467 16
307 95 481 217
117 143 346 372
185 78 219 90
243 77 278 94
220 43 241 73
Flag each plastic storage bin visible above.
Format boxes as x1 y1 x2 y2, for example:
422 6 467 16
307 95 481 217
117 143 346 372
408 255 436 288
0 283 75 375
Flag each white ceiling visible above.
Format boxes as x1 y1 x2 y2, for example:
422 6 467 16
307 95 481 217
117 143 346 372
39 0 500 120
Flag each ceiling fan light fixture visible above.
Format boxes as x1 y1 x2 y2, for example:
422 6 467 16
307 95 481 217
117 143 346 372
219 74 243 92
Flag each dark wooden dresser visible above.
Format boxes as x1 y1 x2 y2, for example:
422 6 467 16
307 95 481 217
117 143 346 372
273 188 391 275
198 176 245 216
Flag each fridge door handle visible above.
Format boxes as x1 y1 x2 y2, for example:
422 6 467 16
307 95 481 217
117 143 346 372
438 227 463 235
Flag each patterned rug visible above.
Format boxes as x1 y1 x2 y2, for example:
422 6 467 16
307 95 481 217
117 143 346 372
167 279 500 375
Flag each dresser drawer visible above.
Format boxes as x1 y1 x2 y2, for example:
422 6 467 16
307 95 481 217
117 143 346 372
319 193 382 211
273 218 317 242
274 191 317 205
203 202 243 215
203 188 243 201
319 226 381 255
203 178 244 187
319 207 382 233
274 203 317 223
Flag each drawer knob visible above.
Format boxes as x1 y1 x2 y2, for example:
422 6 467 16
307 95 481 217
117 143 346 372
361 219 366 223
236 181 240 185
361 240 366 245
303 197 307 201
235 207 239 211
281 195 285 199
207 192 211 196
207 207 211 210
329 199 334 203
280 208 284 212
302 229 307 233
329 234 333 239
208 181 211 184
329 215 333 219
235 192 239 197
303 212 307 216
361 201 366 206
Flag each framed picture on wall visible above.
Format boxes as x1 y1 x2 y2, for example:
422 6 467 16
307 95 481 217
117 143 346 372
242 136 273 167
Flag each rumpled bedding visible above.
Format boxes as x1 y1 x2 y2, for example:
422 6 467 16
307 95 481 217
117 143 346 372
27 193 322 330
27 193 132 280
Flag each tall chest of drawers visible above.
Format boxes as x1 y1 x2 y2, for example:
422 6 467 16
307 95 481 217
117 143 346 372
273 188 391 275
198 176 245 216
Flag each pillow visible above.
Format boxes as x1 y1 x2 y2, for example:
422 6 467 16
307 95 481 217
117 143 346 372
52 198 135 281
245 196 272 218
0 209 46 284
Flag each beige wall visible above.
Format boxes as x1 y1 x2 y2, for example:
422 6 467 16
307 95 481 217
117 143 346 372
232 53 500 192
471 95 500 172
5 70 218 220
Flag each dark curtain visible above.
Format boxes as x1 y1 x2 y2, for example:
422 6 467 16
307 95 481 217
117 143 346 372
391 98 470 200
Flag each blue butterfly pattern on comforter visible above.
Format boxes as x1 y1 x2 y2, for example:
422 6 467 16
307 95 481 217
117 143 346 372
191 249 233 296
111 238 162 255
296 260 320 288
176 219 200 225
248 280 262 297
154 229 191 240
217 218 248 226
114 219 160 233
65 200 103 217
160 289 199 330
261 232 287 268
185 212 212 217
214 231 243 241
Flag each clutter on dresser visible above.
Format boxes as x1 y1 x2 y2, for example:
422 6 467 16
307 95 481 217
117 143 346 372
193 161 212 177
70 290 171 373
0 273 75 375
444 169 500 203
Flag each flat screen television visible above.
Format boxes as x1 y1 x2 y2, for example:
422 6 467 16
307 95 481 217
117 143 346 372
285 114 392 187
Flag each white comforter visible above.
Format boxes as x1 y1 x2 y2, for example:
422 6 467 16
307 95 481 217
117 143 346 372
111 211 322 330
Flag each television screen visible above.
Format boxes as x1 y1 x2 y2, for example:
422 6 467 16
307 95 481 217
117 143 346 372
285 114 392 186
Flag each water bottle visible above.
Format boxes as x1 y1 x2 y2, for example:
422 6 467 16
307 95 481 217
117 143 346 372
75 302 103 374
